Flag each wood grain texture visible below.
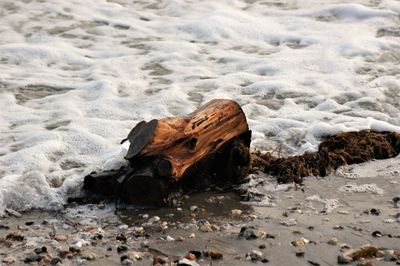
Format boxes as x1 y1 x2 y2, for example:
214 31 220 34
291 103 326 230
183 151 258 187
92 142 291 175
131 99 249 179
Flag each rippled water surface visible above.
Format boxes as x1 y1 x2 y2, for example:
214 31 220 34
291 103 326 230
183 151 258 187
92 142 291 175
0 0 400 213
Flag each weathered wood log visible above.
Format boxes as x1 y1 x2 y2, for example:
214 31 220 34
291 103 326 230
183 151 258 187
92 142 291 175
83 99 251 205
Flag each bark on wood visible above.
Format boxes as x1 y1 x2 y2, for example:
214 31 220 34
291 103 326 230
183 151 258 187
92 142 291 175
83 99 251 205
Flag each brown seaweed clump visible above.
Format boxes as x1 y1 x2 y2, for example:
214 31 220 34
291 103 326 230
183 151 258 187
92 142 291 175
251 130 400 184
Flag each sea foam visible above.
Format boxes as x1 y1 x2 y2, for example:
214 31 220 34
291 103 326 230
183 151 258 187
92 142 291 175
0 0 399 214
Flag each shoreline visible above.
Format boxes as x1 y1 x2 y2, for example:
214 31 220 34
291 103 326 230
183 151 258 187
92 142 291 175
1 159 400 265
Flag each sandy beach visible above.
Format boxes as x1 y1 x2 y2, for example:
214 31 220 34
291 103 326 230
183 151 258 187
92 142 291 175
1 158 399 265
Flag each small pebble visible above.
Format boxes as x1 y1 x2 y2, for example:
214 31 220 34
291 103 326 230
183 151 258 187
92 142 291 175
231 209 243 216
296 251 305 257
118 224 129 230
280 218 297 226
5 208 22 218
259 244 266 249
247 250 263 261
370 208 380 216
2 254 16 264
154 256 168 264
371 231 383 238
338 253 353 264
327 237 339 246
49 257 62 265
185 253 196 261
166 235 175 242
148 216 160 224
82 252 96 261
177 258 200 266
116 234 127 242
34 246 47 254
204 250 223 260
55 235 68 241
117 245 128 253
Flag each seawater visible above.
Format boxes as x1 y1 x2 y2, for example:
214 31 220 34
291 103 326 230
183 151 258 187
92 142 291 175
0 0 400 214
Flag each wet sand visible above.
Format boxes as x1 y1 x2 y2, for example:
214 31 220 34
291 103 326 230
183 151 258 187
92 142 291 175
1 160 399 265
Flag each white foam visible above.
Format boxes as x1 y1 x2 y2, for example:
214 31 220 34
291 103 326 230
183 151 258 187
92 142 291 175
338 183 385 195
0 0 399 213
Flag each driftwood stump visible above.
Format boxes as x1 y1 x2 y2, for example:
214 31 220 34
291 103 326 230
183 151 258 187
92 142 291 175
84 99 251 205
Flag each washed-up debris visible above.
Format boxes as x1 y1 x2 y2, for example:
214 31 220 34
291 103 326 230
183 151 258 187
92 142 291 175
252 130 400 183
5 208 22 218
338 244 379 264
6 232 24 242
203 250 223 260
238 225 266 240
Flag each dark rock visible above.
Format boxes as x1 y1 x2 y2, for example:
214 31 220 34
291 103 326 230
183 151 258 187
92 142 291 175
370 208 380 216
296 251 305 257
261 258 270 263
116 234 127 242
120 255 129 262
189 250 202 259
371 231 383 238
6 232 24 241
24 252 39 263
58 250 73 259
25 221 34 226
338 254 352 264
0 225 10 230
308 260 320 266
238 225 266 240
154 255 168 264
117 245 129 253
50 257 62 265
34 246 47 254
259 244 266 249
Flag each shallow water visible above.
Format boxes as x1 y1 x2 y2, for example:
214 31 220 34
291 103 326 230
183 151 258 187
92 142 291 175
0 0 400 214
